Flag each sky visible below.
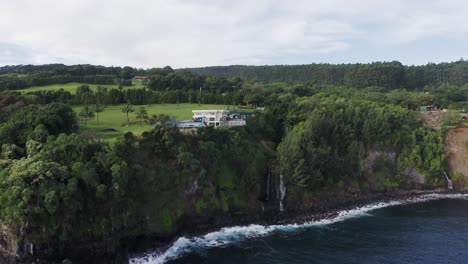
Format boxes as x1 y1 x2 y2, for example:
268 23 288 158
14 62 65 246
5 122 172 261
0 0 467 68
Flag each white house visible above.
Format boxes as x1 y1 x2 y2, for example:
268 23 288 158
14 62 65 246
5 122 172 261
192 110 229 127
190 110 248 127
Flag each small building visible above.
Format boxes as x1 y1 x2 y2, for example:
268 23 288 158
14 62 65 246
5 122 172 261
420 105 438 112
132 75 148 80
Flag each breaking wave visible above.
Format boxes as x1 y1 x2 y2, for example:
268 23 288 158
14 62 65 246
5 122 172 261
129 193 468 264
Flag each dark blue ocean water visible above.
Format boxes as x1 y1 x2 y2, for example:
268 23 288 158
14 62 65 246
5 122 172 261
167 198 468 264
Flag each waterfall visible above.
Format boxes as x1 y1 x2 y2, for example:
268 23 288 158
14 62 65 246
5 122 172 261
25 242 34 256
279 173 286 211
266 167 271 201
443 171 453 190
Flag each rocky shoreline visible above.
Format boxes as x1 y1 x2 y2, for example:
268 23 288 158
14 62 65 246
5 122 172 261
128 189 461 264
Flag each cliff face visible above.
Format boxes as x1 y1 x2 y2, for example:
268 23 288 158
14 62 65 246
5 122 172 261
446 126 468 176
0 224 15 259
0 137 457 263
446 126 468 187
0 172 445 264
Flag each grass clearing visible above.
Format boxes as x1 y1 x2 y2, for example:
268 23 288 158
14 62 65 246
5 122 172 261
15 82 143 94
73 103 233 141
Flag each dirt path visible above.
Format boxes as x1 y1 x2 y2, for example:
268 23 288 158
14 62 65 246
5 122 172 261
446 126 468 176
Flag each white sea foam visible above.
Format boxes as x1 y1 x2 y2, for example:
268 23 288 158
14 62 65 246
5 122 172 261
129 193 468 264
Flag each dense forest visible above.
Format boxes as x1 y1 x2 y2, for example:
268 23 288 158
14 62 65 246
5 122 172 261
3 60 468 91
0 62 466 263
184 60 468 89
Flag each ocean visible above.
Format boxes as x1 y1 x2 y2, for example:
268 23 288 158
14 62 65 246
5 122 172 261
130 194 468 264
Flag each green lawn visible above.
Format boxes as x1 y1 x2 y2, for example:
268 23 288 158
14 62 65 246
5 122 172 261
15 82 143 94
73 103 233 141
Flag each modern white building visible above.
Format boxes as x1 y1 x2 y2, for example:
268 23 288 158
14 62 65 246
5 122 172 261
192 110 229 127
188 109 249 128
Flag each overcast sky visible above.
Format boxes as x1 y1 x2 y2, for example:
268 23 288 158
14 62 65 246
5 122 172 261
0 0 467 68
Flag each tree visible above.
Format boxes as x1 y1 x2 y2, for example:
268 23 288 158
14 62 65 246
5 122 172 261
119 66 135 79
93 104 105 125
0 103 76 146
76 84 91 95
135 106 148 126
79 105 95 126
0 158 70 231
147 114 172 126
121 104 134 125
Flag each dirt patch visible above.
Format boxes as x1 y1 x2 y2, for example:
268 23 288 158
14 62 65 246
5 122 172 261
446 126 468 177
420 111 448 130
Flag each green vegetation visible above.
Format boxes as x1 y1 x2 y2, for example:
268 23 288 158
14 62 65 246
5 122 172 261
276 96 445 191
442 110 464 129
78 105 94 126
0 64 136 91
72 103 230 140
13 82 138 94
187 60 468 89
1 62 467 262
135 106 149 126
452 172 468 189
120 103 135 125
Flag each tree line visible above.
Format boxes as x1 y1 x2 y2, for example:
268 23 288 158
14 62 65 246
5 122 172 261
3 62 468 109
24 81 467 111
0 64 241 92
27 85 245 106
184 59 468 89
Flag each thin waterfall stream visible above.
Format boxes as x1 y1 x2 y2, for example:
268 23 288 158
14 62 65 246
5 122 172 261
443 171 453 190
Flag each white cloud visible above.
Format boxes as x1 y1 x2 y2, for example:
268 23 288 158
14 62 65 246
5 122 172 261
0 0 467 67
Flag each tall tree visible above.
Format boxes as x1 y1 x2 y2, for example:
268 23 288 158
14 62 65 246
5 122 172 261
135 106 149 126
79 105 95 126
93 104 105 125
121 104 135 125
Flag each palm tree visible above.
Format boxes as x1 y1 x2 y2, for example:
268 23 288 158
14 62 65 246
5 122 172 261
121 103 134 125
135 106 148 126
78 105 95 126
93 104 105 125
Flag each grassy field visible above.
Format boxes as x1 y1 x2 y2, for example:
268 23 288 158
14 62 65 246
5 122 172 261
73 103 232 141
15 82 143 94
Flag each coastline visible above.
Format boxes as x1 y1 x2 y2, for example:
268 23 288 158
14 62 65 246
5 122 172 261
2 189 463 264
128 189 466 264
